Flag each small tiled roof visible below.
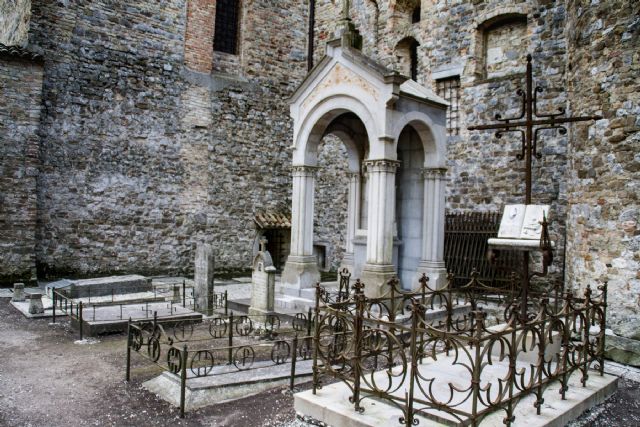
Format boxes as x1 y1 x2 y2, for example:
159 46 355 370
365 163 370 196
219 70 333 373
0 43 42 61
254 211 291 229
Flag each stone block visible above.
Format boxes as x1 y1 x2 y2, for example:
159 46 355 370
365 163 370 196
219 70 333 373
194 243 215 314
11 283 25 302
605 334 640 367
27 293 44 314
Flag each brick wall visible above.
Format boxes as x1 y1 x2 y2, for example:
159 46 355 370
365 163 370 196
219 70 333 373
184 0 215 73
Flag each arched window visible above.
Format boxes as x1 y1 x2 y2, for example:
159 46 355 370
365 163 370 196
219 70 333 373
412 6 421 23
395 37 420 81
214 0 240 55
476 14 528 79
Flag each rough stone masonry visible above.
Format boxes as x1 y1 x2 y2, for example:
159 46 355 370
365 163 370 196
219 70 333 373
0 1 638 359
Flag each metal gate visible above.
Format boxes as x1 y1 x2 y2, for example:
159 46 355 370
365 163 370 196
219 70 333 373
444 211 522 288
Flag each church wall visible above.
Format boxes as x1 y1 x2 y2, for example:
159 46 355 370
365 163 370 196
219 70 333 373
0 54 43 285
564 0 640 358
23 0 310 279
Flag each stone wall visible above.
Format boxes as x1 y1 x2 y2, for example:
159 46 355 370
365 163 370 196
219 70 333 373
28 0 189 278
18 0 310 279
312 0 569 281
0 53 43 284
0 0 31 46
564 0 640 362
314 135 350 271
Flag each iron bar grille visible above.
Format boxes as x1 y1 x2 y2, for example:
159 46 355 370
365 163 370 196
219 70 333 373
436 76 460 135
444 211 522 288
214 0 240 54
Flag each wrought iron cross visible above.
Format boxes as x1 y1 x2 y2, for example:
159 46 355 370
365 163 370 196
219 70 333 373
468 55 601 323
468 54 601 204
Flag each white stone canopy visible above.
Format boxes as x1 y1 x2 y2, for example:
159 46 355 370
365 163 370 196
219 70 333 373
282 40 449 297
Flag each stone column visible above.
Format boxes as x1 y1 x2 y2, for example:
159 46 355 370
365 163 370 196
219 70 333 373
416 168 447 289
194 243 215 314
339 171 360 273
282 165 321 290
361 159 399 297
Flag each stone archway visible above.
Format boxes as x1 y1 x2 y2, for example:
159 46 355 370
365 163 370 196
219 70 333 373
283 39 448 297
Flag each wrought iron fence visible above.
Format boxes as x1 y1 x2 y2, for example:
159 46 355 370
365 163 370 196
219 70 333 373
312 275 607 426
444 211 523 288
126 311 316 417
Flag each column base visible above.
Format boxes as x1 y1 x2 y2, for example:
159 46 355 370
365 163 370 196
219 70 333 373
360 263 397 298
415 261 448 290
338 252 355 276
281 255 321 290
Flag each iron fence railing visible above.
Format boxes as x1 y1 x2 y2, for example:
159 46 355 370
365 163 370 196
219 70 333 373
312 274 607 426
126 311 316 417
444 211 523 288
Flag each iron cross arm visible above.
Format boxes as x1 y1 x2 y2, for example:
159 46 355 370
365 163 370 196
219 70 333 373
467 114 603 131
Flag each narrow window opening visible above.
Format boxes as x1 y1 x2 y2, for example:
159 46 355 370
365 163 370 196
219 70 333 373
214 0 240 55
436 76 461 135
412 7 421 23
410 40 419 81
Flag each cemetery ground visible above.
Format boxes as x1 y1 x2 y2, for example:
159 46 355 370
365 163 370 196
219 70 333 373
1 296 639 426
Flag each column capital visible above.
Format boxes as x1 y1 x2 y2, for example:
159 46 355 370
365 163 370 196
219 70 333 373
422 167 447 179
291 165 319 177
346 171 361 180
364 159 400 173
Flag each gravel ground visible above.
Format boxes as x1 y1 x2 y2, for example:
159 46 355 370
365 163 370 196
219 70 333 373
0 297 639 427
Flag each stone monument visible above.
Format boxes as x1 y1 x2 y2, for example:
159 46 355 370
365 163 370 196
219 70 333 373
249 238 276 317
194 243 215 315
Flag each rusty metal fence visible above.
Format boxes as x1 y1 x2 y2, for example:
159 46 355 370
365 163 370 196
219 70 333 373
444 211 522 288
311 275 608 426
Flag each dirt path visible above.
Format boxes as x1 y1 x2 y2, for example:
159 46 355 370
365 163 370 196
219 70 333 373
0 298 638 426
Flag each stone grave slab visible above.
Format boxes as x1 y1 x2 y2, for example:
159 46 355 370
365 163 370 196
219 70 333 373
77 301 203 336
45 275 151 298
144 358 314 411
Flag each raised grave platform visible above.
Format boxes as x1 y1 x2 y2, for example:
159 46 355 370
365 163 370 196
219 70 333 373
75 302 202 336
144 358 314 410
295 354 618 427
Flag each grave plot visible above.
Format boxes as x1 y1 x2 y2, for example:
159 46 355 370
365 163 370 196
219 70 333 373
127 311 316 416
50 277 228 338
295 274 617 427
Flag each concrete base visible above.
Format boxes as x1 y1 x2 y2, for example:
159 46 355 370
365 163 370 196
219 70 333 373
282 256 321 290
295 358 617 427
360 264 397 298
144 359 314 411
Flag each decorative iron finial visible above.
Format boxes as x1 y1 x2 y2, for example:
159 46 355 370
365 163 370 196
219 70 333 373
352 278 365 295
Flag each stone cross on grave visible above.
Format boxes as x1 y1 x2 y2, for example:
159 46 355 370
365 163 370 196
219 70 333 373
259 236 268 253
468 54 601 323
